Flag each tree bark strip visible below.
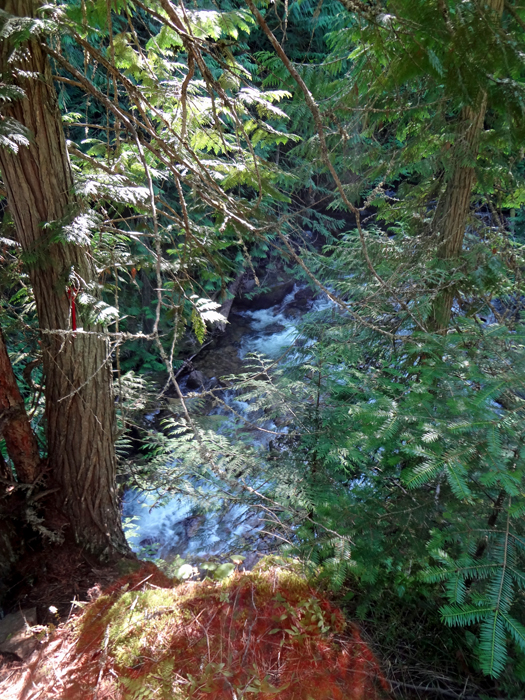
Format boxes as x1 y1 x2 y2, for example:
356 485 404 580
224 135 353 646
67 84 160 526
430 0 504 331
0 0 128 559
0 327 40 483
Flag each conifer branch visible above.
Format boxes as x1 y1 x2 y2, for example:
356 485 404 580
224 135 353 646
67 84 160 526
245 0 429 334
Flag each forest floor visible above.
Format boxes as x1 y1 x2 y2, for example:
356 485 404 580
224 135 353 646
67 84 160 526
0 541 133 699
0 559 391 700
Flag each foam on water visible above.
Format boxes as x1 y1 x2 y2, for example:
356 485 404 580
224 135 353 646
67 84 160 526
238 286 334 359
238 286 300 358
123 488 261 559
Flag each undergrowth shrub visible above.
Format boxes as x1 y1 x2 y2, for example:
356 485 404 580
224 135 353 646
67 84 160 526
65 561 390 699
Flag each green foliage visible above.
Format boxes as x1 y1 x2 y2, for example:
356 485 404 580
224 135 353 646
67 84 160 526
3 0 525 692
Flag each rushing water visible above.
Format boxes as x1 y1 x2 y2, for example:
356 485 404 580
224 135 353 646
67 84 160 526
238 286 300 358
122 284 331 564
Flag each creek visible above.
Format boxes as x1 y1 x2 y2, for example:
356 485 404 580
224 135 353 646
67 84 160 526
122 281 332 567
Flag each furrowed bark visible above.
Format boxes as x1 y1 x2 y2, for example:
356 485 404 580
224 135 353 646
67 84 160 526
429 0 504 332
0 0 129 560
429 101 488 331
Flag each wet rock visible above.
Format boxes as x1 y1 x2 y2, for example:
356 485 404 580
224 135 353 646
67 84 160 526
260 323 286 335
186 370 206 389
237 281 295 311
282 306 302 319
160 513 207 558
185 514 206 538
219 314 252 345
295 287 316 304
0 608 37 660
197 345 245 378
207 377 220 390
282 287 315 318
240 276 256 296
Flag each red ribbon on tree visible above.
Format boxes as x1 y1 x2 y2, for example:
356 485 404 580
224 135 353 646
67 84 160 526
67 285 79 332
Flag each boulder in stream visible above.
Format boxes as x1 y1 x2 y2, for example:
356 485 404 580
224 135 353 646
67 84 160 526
236 280 295 310
186 370 206 389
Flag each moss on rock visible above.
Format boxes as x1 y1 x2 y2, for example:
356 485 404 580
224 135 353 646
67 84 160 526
64 560 390 699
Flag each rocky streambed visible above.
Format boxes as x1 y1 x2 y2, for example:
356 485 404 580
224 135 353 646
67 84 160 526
122 275 330 568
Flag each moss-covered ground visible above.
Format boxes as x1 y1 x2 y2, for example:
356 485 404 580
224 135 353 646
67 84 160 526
1 559 390 700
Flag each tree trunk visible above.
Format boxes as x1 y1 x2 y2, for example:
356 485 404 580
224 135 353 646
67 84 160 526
0 0 129 560
0 482 26 601
429 101 488 331
0 327 40 484
429 0 504 332
0 327 40 600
